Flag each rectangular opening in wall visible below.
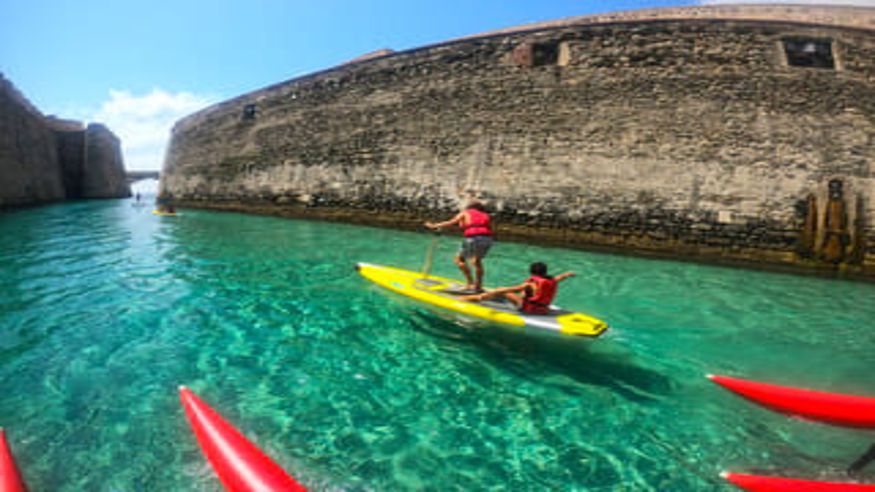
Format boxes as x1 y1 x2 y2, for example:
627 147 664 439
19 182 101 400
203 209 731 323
782 38 835 69
532 42 559 67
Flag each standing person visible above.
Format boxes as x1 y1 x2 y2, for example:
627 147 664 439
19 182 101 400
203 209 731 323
462 262 575 314
425 200 493 292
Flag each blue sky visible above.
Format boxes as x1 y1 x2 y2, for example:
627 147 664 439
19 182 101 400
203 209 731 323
3 0 874 171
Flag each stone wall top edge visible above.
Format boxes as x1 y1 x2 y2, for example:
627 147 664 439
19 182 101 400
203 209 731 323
2 73 93 134
462 4 875 42
1 72 47 121
1 74 117 138
45 116 86 132
86 123 121 141
169 4 875 132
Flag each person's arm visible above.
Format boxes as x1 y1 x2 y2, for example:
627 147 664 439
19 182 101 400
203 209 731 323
462 282 530 302
425 211 465 230
554 272 576 282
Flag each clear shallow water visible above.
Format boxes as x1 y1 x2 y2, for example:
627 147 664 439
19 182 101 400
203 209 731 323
1 199 873 491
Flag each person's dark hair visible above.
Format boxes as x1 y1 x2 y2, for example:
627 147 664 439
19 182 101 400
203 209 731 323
465 199 486 212
530 262 550 278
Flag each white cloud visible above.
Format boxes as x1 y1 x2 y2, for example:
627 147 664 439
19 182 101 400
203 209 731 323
699 0 875 5
89 89 217 171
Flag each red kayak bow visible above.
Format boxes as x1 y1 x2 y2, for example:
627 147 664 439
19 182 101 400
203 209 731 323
722 471 875 492
179 386 306 492
708 375 875 429
0 428 27 492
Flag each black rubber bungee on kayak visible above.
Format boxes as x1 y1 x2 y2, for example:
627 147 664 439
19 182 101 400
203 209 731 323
848 443 875 475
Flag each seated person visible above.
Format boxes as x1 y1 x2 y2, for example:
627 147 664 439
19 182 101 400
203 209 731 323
461 262 575 314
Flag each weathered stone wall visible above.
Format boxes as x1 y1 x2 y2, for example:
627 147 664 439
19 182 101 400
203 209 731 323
0 74 131 207
50 118 88 199
0 76 65 206
161 5 875 277
82 124 129 199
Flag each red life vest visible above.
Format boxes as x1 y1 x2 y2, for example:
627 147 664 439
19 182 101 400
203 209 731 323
461 208 492 237
522 275 557 314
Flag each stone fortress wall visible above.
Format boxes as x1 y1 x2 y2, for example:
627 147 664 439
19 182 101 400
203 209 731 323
0 74 130 208
160 4 875 277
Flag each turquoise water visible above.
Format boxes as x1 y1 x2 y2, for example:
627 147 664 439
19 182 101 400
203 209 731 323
1 199 873 491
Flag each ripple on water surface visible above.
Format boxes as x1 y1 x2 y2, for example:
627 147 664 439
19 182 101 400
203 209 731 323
0 200 873 490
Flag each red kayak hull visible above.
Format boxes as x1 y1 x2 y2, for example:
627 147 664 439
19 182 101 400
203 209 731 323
723 472 875 492
708 374 875 429
0 429 26 492
179 386 306 492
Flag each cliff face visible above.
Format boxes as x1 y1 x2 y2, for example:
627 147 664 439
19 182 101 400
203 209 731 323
161 5 875 277
0 74 130 208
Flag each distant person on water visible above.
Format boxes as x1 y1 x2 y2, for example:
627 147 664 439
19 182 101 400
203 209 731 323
425 199 493 292
461 262 575 314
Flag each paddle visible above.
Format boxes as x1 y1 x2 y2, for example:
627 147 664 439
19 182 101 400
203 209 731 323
421 228 440 278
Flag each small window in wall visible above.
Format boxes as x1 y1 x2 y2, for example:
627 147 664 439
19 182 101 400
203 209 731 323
532 42 559 67
242 104 257 120
513 43 534 67
783 38 835 69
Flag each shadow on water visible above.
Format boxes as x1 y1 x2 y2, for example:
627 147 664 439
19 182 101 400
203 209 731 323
408 308 676 403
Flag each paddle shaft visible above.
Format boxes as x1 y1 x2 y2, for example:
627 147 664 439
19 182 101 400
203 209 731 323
421 231 440 277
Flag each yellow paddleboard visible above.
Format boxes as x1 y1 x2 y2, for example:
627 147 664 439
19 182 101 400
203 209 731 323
152 210 179 216
356 262 608 338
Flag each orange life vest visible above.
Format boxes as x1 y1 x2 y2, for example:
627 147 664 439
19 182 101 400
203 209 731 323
461 208 492 237
522 275 557 314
